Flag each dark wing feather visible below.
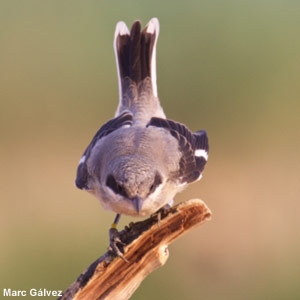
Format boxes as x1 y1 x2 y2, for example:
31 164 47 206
75 112 133 189
147 117 209 184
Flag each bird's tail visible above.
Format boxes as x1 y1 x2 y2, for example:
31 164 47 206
114 18 159 103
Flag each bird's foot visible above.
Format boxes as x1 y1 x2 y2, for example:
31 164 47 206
108 227 128 263
155 200 174 228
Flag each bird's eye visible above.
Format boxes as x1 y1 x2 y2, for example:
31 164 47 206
116 184 123 192
106 175 128 197
149 172 162 194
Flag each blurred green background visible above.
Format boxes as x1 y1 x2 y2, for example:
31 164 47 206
1 0 300 299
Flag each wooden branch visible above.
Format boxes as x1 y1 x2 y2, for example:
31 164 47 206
59 199 211 300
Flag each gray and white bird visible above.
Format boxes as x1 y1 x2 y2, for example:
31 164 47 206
75 18 209 257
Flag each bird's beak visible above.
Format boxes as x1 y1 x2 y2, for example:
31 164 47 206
133 196 142 214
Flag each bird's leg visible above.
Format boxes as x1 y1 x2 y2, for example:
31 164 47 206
108 214 128 263
156 199 174 227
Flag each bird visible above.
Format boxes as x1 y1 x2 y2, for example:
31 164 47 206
75 18 209 259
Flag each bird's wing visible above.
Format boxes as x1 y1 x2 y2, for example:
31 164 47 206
75 111 133 190
147 117 209 184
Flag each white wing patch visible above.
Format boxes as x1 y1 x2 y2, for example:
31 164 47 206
195 149 208 161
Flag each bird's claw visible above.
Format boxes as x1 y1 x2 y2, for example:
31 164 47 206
155 203 173 228
108 228 128 263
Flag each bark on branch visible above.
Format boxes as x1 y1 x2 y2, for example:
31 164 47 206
59 199 211 300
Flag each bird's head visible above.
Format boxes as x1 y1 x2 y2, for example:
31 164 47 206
101 155 165 216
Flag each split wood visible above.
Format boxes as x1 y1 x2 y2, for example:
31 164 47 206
59 199 211 300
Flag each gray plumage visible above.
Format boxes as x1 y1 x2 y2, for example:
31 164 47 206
76 18 209 217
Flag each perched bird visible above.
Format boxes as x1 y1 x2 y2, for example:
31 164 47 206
75 18 209 258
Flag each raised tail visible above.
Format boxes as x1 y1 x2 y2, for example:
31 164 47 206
114 18 159 103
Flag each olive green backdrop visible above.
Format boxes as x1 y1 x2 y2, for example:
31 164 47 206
1 1 299 299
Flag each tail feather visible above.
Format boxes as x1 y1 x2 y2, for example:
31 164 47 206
114 18 159 101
